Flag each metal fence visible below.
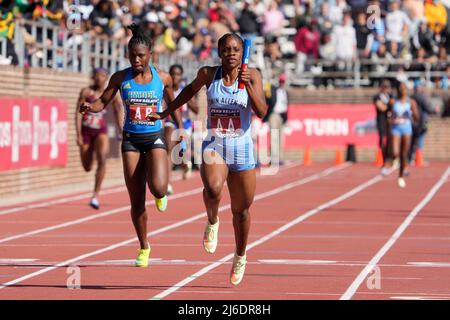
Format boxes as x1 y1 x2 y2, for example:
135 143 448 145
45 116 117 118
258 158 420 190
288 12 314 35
0 20 216 81
0 20 448 87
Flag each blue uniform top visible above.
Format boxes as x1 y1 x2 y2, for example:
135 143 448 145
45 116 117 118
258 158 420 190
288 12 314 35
392 98 412 124
120 66 164 134
206 66 252 146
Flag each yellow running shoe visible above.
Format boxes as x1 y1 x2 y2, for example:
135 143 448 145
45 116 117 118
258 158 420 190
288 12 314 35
230 253 247 285
398 177 406 188
135 245 151 267
203 217 219 254
155 195 168 212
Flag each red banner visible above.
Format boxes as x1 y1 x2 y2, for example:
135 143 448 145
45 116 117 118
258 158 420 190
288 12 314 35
0 98 68 171
253 104 378 148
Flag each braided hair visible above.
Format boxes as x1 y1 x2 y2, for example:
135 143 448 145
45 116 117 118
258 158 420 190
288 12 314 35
127 23 153 51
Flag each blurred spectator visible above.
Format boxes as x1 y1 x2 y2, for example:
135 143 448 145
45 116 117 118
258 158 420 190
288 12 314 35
431 46 449 86
412 18 438 55
89 0 116 37
0 0 18 65
319 32 337 87
329 0 348 26
237 0 260 39
408 80 438 163
267 73 289 165
316 2 334 35
367 0 386 56
262 0 284 36
294 16 320 74
332 10 356 73
354 11 371 59
373 79 393 164
424 0 448 35
385 0 410 53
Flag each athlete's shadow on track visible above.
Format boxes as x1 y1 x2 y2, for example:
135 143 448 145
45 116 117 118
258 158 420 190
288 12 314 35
6 284 230 290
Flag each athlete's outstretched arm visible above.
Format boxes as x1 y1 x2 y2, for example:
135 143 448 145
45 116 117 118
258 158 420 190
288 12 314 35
79 70 124 114
153 67 212 120
239 68 267 118
111 93 124 136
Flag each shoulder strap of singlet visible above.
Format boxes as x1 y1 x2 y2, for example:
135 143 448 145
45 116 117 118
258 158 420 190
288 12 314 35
213 66 221 81
206 66 221 89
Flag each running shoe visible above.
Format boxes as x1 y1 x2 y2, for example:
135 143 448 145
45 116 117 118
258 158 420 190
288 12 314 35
183 161 193 180
89 197 100 210
230 253 247 285
167 183 174 195
380 167 390 176
203 217 219 254
397 177 406 188
155 195 168 212
135 245 151 267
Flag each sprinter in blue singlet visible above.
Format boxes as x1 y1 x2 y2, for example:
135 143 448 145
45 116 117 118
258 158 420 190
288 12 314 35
388 81 419 188
79 23 183 268
149 34 267 286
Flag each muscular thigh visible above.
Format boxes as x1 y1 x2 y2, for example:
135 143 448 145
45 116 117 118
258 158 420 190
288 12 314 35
122 151 147 206
200 150 228 196
227 169 256 213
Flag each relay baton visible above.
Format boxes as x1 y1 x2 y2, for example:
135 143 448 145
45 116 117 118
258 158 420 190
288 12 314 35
238 39 252 90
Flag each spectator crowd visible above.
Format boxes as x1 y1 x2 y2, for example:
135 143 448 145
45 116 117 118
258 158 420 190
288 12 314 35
0 0 449 88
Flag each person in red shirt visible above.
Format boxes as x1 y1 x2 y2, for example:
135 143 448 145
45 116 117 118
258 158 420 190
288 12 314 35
294 17 320 74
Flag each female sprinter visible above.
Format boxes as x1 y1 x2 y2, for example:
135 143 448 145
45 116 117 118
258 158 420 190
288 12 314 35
79 23 183 267
165 64 199 194
75 67 123 210
150 33 267 285
388 81 420 188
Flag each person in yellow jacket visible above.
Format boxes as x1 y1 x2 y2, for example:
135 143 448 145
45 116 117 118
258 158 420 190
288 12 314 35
425 0 448 34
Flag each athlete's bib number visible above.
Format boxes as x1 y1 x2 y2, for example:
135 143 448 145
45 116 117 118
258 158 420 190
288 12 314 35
130 105 155 125
82 113 103 129
210 108 241 137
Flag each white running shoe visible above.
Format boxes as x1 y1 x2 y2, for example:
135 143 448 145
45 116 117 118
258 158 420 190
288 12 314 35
230 253 247 286
89 197 100 210
397 177 406 188
203 217 219 254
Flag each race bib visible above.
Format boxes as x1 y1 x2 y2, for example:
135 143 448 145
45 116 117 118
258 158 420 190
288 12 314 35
82 113 103 129
210 108 241 137
129 104 155 125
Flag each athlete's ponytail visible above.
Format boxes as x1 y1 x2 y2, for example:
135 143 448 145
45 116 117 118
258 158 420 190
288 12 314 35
127 23 153 51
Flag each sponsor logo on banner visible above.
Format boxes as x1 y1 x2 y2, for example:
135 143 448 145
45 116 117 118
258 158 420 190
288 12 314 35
252 104 377 148
0 98 68 171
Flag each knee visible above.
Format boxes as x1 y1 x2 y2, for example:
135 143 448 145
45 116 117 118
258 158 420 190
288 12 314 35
82 163 92 172
205 183 223 201
232 208 250 222
151 184 167 199
131 202 146 216
97 156 106 169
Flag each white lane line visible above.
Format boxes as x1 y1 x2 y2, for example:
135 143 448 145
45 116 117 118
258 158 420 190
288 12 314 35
150 169 383 300
0 162 303 244
0 259 39 263
0 163 349 290
0 186 126 216
390 296 450 300
407 262 450 268
258 259 337 265
340 165 450 300
0 174 192 216
0 187 204 245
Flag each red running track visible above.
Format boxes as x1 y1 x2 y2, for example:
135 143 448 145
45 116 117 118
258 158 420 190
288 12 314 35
0 162 449 300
